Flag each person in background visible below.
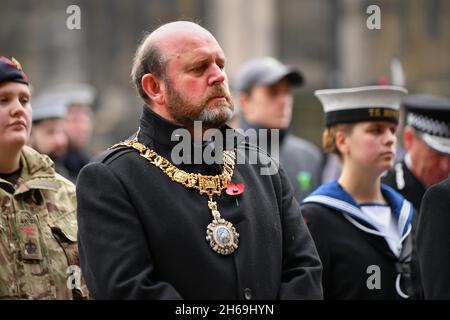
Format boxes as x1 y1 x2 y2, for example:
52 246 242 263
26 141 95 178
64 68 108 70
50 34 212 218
382 94 450 211
28 94 70 179
382 94 450 300
61 84 96 180
235 57 324 202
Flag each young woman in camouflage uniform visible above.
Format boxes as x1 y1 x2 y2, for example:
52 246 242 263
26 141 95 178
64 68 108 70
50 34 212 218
0 56 86 299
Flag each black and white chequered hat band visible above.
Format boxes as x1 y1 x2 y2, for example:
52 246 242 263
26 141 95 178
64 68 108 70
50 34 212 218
407 112 450 137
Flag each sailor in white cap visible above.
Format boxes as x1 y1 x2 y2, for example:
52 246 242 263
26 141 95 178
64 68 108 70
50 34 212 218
33 83 96 180
58 84 96 180
382 94 450 211
301 86 417 299
28 93 70 178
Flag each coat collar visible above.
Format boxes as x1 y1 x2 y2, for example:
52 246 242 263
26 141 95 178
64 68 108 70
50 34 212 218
303 180 413 237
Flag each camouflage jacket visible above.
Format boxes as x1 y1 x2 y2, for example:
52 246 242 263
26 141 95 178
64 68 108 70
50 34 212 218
0 146 86 299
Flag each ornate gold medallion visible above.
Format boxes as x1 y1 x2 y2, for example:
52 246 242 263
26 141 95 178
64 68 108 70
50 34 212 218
206 211 239 255
111 139 240 255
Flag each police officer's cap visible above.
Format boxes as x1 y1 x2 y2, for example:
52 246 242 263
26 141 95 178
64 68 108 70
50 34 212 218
315 85 408 126
235 57 304 93
404 94 450 155
0 56 29 85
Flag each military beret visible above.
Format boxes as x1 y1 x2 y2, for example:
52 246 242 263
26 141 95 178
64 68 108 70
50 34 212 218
0 56 29 85
403 94 450 154
315 85 407 126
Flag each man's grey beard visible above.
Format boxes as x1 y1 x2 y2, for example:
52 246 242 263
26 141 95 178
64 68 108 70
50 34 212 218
165 78 234 129
196 104 234 129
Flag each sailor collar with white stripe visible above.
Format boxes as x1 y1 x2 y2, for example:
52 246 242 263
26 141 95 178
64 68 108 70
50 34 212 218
302 180 413 238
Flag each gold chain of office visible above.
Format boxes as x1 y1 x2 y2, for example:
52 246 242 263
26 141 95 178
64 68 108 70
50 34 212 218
110 139 240 255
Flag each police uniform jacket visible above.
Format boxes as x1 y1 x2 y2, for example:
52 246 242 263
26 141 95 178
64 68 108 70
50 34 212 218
416 177 450 299
301 180 414 299
76 106 323 300
382 159 426 212
0 146 86 299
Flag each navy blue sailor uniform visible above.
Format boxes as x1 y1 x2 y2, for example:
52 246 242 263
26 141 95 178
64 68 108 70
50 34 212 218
301 180 414 299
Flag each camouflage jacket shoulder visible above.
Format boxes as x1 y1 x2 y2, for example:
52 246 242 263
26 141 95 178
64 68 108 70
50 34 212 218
0 146 87 299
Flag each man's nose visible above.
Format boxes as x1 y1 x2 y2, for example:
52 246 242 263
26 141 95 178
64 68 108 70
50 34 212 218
208 64 226 86
276 93 292 106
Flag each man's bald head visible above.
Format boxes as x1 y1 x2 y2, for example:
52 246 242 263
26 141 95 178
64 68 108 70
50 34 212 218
147 21 215 45
131 21 219 105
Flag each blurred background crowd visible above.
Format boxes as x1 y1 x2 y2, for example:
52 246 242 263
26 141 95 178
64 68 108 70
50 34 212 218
1 0 449 182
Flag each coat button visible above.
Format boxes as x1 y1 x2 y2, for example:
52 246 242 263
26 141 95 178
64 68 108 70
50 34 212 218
244 288 252 300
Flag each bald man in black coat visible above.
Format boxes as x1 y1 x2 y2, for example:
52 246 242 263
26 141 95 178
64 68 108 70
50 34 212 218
416 177 450 299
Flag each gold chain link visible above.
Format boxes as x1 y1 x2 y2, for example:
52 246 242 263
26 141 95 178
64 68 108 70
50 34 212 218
110 140 236 197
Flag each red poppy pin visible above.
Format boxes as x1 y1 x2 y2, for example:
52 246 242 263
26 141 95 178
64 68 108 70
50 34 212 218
226 182 245 196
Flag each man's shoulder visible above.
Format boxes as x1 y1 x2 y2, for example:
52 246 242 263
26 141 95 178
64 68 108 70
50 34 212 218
435 177 450 191
425 177 450 200
90 145 138 166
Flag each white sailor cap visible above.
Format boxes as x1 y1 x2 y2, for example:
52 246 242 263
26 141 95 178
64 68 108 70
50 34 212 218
32 83 96 123
32 94 67 123
40 83 96 107
315 85 408 126
404 94 450 155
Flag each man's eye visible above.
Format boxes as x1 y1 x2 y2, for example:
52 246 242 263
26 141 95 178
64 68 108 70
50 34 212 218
191 66 205 73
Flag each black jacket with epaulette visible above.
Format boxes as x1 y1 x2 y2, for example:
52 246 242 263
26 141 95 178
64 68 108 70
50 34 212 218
76 106 323 300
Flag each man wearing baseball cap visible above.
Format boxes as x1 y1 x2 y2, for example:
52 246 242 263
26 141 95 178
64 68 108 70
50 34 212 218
0 56 86 299
382 94 450 211
235 57 324 202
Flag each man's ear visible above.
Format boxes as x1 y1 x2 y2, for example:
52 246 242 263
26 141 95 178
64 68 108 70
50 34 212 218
403 127 415 151
142 74 164 105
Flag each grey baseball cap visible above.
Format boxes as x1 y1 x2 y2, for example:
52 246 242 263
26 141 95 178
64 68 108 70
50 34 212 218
235 57 304 93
